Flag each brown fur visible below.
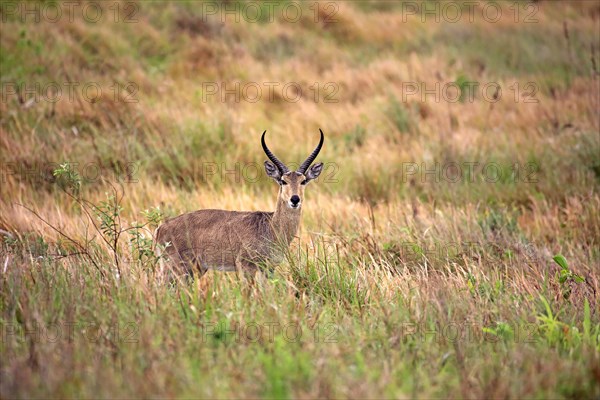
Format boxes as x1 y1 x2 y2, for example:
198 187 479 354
156 171 311 277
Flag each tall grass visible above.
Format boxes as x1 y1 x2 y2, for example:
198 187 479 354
1 0 599 398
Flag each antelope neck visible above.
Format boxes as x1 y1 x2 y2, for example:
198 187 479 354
271 197 301 244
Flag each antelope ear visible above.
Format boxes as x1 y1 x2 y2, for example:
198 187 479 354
264 161 281 182
304 162 323 183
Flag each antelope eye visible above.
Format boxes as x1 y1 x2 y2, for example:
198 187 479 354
300 180 308 185
281 181 288 185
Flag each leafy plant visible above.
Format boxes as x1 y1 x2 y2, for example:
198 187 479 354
553 254 584 299
483 321 514 342
537 295 568 347
53 162 81 195
129 206 166 268
47 165 166 278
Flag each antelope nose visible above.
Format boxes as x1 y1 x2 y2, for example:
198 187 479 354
290 195 300 205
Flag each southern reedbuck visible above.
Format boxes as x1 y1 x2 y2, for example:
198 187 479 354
155 129 325 278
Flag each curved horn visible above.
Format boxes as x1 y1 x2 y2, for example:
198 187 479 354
297 129 324 174
261 130 289 173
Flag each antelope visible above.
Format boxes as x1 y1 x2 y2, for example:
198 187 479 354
155 129 324 279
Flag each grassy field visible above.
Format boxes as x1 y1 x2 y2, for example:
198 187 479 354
1 0 599 398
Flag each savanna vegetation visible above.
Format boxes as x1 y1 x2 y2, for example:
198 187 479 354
1 0 599 398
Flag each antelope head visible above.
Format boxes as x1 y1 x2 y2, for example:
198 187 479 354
262 129 324 211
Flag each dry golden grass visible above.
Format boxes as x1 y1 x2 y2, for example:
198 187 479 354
1 0 599 398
